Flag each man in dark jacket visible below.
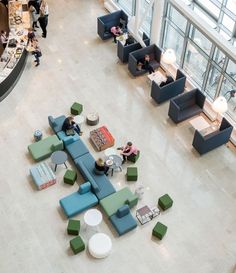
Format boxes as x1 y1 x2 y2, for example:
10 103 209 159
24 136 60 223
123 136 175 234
62 116 82 135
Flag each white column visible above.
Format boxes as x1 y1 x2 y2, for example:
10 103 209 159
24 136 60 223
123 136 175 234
150 0 165 45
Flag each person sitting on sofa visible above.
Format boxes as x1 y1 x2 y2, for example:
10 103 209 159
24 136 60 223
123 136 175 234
159 74 174 87
137 54 154 74
124 33 135 46
62 116 82 136
94 158 109 175
110 26 123 43
118 142 138 164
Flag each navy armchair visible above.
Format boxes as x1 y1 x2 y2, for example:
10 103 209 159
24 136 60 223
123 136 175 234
97 10 128 40
128 44 162 77
151 69 186 104
192 118 233 155
168 88 206 123
117 33 150 63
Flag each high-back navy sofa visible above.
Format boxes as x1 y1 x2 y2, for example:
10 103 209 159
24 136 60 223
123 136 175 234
192 117 233 155
128 44 162 77
117 33 150 63
168 88 206 123
97 10 128 40
151 69 186 104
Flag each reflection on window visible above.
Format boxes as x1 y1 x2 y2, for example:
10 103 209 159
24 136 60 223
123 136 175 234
168 6 187 32
163 23 184 65
116 0 133 15
220 77 236 116
226 0 236 11
196 0 220 17
222 14 235 32
193 6 217 28
139 0 153 36
189 26 212 55
183 41 208 87
213 47 225 67
226 59 236 79
205 65 221 100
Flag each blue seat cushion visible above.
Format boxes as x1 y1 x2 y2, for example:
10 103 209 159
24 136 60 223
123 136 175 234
110 210 137 236
66 139 89 160
59 190 98 218
74 153 116 200
57 131 80 146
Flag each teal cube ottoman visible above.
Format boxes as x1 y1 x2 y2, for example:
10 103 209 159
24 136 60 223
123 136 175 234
64 169 77 185
152 222 167 240
71 102 83 115
158 194 173 211
67 219 80 235
126 167 138 181
70 236 85 254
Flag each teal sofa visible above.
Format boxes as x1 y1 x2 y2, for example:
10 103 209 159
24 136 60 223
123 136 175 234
28 135 63 161
59 182 98 218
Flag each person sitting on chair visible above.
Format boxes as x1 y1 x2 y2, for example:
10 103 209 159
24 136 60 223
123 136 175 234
159 74 174 87
124 33 134 46
110 26 122 43
94 158 109 175
137 54 155 74
62 116 82 136
118 141 138 164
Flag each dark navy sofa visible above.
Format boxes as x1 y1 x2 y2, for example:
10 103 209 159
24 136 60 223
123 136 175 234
151 69 186 104
117 33 150 63
192 117 233 155
97 10 128 40
168 88 206 123
128 44 162 77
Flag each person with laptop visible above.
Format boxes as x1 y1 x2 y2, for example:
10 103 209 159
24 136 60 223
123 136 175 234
62 116 83 136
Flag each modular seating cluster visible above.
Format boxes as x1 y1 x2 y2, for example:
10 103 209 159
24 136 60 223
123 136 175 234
48 115 138 236
128 44 162 77
151 69 186 104
97 10 128 40
117 32 150 63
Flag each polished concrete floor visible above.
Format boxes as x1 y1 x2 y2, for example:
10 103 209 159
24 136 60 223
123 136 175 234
0 1 236 273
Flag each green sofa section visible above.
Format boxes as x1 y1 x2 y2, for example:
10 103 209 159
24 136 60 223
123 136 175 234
99 187 138 217
28 135 63 161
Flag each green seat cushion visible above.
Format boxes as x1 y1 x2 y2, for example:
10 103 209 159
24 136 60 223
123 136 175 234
28 135 63 162
158 194 173 211
126 167 138 181
67 219 80 235
100 187 138 217
70 236 85 254
152 222 167 240
127 150 140 163
71 102 83 115
64 169 77 185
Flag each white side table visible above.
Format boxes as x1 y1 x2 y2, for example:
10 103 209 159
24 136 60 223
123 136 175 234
88 233 112 258
84 209 102 232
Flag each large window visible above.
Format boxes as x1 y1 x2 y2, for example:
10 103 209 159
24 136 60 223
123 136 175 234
114 0 134 16
161 2 236 122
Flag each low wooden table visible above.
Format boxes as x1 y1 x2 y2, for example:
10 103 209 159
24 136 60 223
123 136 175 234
147 71 166 85
189 116 211 131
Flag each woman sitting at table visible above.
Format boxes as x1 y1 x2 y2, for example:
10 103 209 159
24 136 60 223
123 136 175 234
159 74 174 87
137 54 155 74
110 26 122 43
94 158 109 175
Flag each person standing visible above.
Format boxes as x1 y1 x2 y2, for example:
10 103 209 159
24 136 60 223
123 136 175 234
32 39 42 67
28 1 39 31
0 30 8 49
38 0 49 38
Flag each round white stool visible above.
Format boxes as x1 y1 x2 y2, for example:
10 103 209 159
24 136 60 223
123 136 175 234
84 209 102 231
88 233 112 258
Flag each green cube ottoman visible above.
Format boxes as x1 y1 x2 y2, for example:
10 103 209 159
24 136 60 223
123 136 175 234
152 222 167 240
71 102 83 115
70 236 85 254
67 219 80 235
64 169 77 185
126 167 138 181
127 150 140 163
158 194 173 211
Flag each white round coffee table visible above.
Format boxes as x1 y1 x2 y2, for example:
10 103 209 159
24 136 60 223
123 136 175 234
88 233 112 258
84 209 102 230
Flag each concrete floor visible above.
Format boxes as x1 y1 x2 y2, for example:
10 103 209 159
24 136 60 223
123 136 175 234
0 1 235 273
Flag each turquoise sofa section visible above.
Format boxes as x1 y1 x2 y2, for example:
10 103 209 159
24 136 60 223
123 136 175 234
59 182 98 218
57 131 80 146
74 153 116 200
66 139 90 160
110 205 137 236
48 115 66 133
28 135 63 162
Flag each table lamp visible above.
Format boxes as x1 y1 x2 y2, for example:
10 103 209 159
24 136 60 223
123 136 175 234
212 96 228 125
